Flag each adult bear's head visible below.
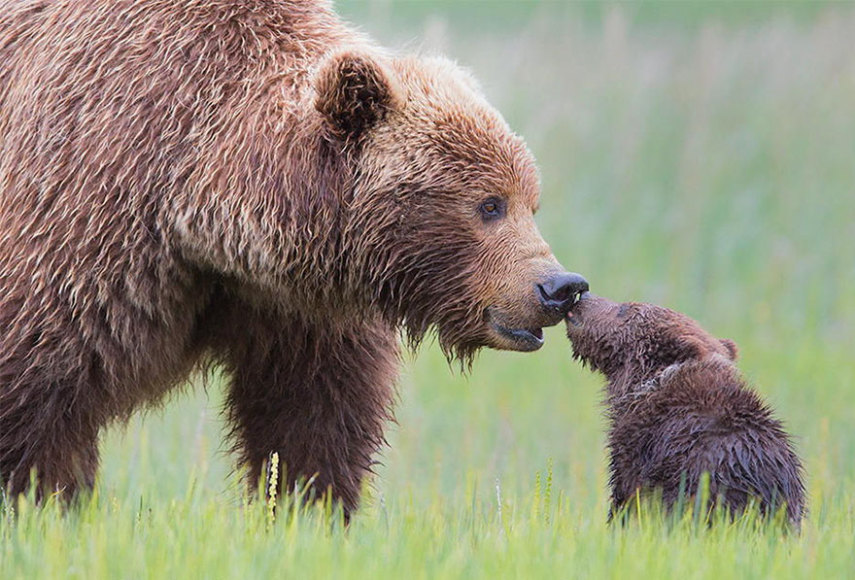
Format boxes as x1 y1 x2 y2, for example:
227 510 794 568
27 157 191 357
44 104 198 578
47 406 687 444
314 50 587 363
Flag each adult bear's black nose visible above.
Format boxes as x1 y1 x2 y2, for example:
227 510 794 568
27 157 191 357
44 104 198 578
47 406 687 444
537 272 590 313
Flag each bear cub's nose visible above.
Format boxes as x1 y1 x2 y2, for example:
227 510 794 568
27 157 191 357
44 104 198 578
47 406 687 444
538 272 590 313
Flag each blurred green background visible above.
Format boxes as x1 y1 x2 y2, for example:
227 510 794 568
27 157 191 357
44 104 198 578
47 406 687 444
98 0 853 533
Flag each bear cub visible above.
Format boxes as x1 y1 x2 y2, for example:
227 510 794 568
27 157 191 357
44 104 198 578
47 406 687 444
565 293 805 526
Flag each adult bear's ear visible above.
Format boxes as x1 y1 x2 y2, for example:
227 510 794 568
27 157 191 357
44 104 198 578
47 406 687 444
314 50 400 141
719 338 739 361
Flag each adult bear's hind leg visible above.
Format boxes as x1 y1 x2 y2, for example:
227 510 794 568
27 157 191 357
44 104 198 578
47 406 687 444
220 313 399 518
1 383 101 502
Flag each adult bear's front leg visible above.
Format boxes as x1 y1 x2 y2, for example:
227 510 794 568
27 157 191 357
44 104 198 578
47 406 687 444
221 313 399 518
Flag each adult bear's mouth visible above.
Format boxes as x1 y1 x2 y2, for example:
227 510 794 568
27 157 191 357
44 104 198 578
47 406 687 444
485 309 546 352
493 324 545 351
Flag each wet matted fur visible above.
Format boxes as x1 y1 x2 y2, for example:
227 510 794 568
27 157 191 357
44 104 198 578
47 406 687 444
0 0 573 516
566 295 805 527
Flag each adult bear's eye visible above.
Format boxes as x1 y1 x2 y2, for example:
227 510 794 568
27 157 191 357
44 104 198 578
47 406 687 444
479 197 505 222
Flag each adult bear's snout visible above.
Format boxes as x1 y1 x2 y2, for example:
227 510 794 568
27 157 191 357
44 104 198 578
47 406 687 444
537 272 590 315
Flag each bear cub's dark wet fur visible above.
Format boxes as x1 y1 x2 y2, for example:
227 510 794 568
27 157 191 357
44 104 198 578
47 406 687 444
566 294 805 526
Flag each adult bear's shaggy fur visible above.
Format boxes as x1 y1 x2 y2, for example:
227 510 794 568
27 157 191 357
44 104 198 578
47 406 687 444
0 1 574 515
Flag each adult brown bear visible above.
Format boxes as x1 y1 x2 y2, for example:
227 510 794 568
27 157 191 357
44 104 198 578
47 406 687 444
0 1 587 515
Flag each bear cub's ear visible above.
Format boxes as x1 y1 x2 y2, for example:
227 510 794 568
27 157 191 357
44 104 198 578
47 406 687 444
314 50 400 141
675 334 706 362
719 338 739 361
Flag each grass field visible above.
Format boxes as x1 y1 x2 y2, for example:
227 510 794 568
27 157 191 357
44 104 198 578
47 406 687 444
3 1 855 578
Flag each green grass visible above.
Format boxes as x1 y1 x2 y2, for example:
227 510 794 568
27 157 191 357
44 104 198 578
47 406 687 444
4 2 855 578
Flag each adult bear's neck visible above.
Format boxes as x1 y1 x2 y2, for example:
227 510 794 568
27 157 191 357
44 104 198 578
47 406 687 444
172 105 375 312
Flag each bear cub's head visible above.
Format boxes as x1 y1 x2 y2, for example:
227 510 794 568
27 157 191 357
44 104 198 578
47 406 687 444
565 294 738 385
